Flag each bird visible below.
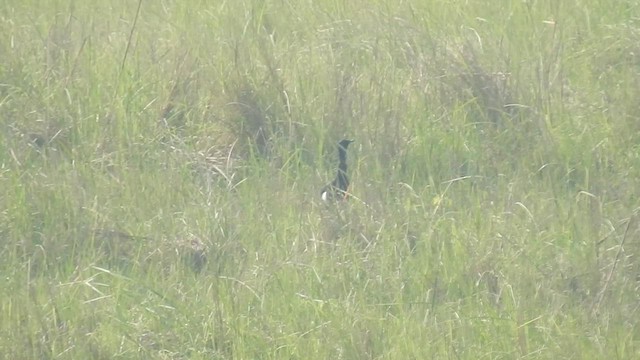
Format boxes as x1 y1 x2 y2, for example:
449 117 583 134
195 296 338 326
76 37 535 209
320 139 354 201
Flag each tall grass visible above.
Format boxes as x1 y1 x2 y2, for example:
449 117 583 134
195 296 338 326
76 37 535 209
1 0 639 358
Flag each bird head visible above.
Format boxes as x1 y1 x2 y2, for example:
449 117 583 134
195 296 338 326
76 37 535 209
338 139 354 150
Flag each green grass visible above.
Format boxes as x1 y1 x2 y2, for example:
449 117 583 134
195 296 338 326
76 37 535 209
1 0 640 358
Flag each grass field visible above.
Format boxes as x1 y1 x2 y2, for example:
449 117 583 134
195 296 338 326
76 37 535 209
1 0 640 358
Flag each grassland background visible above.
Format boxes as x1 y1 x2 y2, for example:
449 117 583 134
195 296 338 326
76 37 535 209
1 0 639 359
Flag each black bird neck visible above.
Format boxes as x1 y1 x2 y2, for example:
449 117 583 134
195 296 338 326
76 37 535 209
338 163 347 176
321 140 353 200
338 146 348 168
